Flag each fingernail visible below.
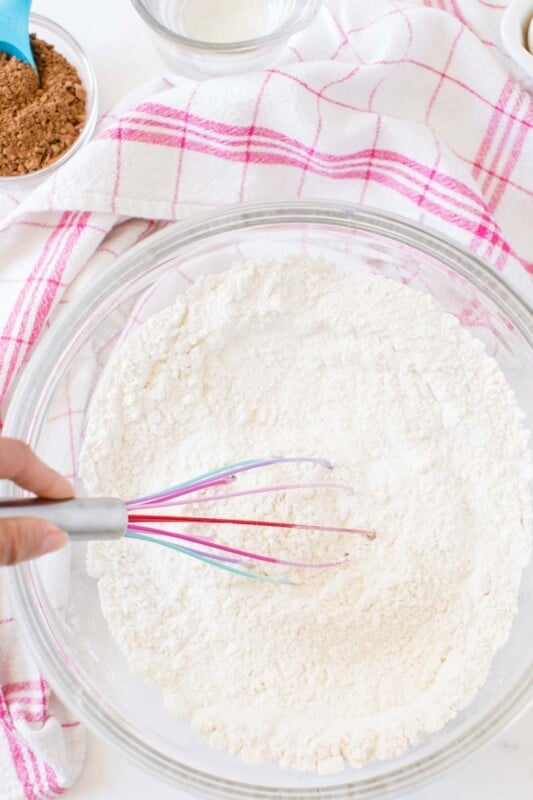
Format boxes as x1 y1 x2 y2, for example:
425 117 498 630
38 527 69 556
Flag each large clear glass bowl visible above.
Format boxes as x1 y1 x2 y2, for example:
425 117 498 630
5 202 532 799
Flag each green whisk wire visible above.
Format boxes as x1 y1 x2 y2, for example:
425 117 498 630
127 459 264 506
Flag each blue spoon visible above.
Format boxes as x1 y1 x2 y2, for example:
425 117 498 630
0 0 36 70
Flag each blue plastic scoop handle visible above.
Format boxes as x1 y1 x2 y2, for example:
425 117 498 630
0 0 35 70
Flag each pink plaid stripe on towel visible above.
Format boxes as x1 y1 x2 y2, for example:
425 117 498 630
0 1 532 797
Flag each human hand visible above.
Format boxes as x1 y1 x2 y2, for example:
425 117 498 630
0 438 73 565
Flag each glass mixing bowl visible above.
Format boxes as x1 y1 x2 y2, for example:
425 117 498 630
5 202 532 799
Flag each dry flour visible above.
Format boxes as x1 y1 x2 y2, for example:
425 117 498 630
81 259 532 773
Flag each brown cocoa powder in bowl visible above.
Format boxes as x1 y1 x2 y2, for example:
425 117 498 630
0 34 87 177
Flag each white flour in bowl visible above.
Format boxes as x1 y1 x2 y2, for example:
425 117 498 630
81 259 532 773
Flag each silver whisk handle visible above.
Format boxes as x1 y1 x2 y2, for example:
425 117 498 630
0 497 127 541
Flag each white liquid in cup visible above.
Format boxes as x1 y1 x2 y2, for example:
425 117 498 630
168 0 283 43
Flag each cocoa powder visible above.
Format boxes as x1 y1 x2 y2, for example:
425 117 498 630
0 34 87 177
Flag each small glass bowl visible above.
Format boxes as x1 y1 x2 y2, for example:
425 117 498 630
0 14 98 192
130 0 321 78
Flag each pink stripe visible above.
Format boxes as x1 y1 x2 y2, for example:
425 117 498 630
111 124 123 214
425 27 463 123
448 0 466 24
0 221 73 410
140 74 365 120
1 219 108 235
22 213 90 375
10 708 51 724
481 89 524 195
101 125 514 257
0 212 72 399
171 84 199 217
344 7 415 37
359 121 381 204
43 762 65 796
133 219 157 246
125 113 364 166
297 114 322 197
326 2 351 61
287 44 303 62
6 695 46 705
2 681 44 694
448 140 533 198
330 4 414 63
239 72 272 201
298 68 362 197
361 60 533 129
103 123 497 225
0 695 39 800
488 94 532 212
99 246 118 257
26 747 47 799
416 131 442 214
472 79 514 180
39 677 47 714
5 679 59 800
6 213 74 346
324 0 364 63
117 108 492 209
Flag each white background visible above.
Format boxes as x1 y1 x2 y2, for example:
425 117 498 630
31 1 533 797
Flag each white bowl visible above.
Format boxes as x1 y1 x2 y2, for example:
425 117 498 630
501 0 533 92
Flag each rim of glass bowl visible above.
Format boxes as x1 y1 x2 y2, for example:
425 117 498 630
130 0 321 53
6 201 533 800
0 13 98 190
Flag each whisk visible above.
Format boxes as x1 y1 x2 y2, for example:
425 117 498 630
0 457 375 583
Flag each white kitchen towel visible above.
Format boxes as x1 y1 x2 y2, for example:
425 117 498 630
0 559 84 800
0 1 532 797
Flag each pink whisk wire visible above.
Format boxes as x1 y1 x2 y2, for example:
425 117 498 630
126 522 348 570
135 481 354 509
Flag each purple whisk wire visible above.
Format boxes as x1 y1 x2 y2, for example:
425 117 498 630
126 456 334 509
127 475 235 510
127 522 348 570
139 481 354 509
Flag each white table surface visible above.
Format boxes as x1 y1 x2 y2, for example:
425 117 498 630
31 1 533 797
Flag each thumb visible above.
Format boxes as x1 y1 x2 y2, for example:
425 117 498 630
0 518 68 566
